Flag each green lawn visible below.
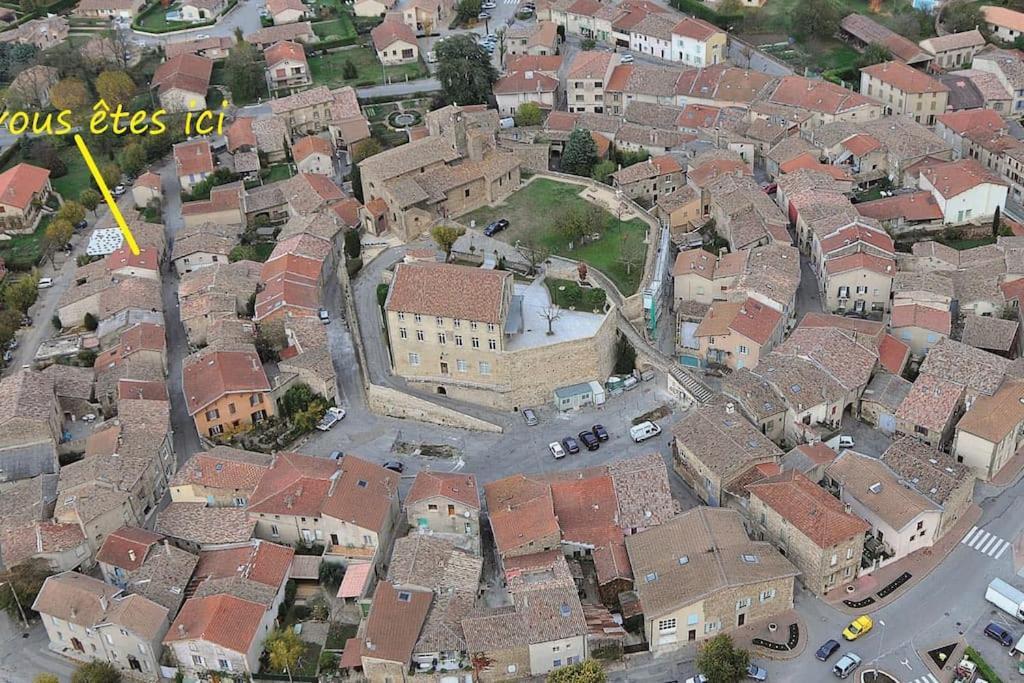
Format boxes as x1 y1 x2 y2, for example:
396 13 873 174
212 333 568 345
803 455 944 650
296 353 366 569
461 179 649 294
312 15 355 39
135 3 196 31
938 235 997 250
51 155 92 201
0 216 49 270
262 641 322 677
308 47 427 88
264 164 293 183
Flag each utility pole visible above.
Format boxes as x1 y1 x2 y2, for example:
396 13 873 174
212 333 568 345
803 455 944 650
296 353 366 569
0 582 29 629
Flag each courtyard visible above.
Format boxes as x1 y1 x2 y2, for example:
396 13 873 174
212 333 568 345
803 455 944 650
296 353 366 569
460 178 650 295
308 46 427 88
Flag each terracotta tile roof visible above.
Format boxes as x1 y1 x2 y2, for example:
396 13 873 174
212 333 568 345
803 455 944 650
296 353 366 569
922 158 1007 198
672 402 782 480
788 442 839 468
246 21 315 47
567 50 613 79
878 334 910 375
820 224 894 256
606 453 676 529
361 581 432 665
386 263 510 324
747 470 869 548
0 163 48 210
921 29 985 54
855 191 944 222
267 0 305 15
96 526 163 571
193 540 293 591
182 346 270 416
957 378 1024 442
862 60 948 93
156 502 254 546
264 39 306 68
961 313 1018 352
484 474 559 556
920 337 1010 397
406 471 479 509
880 436 970 505
842 133 882 156
775 326 878 391
505 54 563 74
696 298 782 346
890 303 952 335
625 507 798 617
983 5 1024 32
371 19 416 50
671 16 718 40
937 107 1005 136
152 53 212 97
388 535 482 593
493 69 559 95
769 75 878 115
825 251 895 276
164 593 266 653
170 446 274 490
895 373 963 431
779 152 852 180
825 450 937 529
292 135 332 162
34 572 169 641
174 139 214 178
675 65 773 105
840 14 931 63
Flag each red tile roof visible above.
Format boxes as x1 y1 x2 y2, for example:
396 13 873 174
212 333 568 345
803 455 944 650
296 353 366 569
841 133 881 156
824 251 896 276
505 55 563 74
747 470 870 548
937 107 1005 135
264 40 307 68
226 117 256 151
890 303 952 335
862 60 948 93
370 20 416 50
118 379 169 401
0 163 49 210
878 333 910 375
406 471 480 509
193 540 294 589
494 69 559 95
182 348 271 416
174 139 214 178
568 50 613 79
671 16 719 40
385 263 511 324
819 224 894 256
105 245 159 272
164 594 266 654
360 581 432 665
1000 277 1024 303
779 152 852 181
152 53 213 97
770 75 878 115
95 527 163 571
292 135 333 162
727 297 783 345
676 104 721 129
921 158 1008 198
855 191 944 222
485 475 560 556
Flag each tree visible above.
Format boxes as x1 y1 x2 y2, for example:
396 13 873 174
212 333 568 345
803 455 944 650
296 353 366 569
43 218 73 264
100 29 135 71
791 0 840 39
79 189 100 215
546 659 606 683
614 334 636 375
119 142 146 178
436 34 498 106
34 675 59 683
618 232 645 276
555 205 590 247
344 228 362 260
56 201 86 227
518 235 550 274
349 138 383 203
3 274 39 313
99 162 121 190
994 205 1002 237
342 58 357 80
561 128 598 177
281 383 317 416
591 159 617 185
308 594 330 621
19 0 35 15
83 312 98 331
95 70 135 106
857 42 891 67
695 634 750 683
943 0 982 33
497 27 507 65
224 41 263 103
49 78 90 113
581 37 596 50
0 558 50 622
716 0 743 14
538 304 561 335
431 224 466 261
71 661 122 683
515 101 544 127
266 627 305 682
455 0 482 22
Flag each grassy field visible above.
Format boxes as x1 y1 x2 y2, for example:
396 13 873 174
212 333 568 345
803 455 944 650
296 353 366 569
308 47 427 88
0 216 49 270
461 179 648 294
211 64 268 106
262 641 322 677
135 3 196 31
51 155 92 200
312 15 355 39
938 235 997 250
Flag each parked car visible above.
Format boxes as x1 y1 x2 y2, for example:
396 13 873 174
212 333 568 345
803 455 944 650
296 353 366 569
746 663 767 681
684 676 707 683
837 435 855 448
2 351 11 363
426 51 437 63
318 308 330 324
383 460 405 473
522 408 539 426
619 52 634 63
842 615 872 641
74 219 88 231
832 653 861 679
549 442 566 459
112 184 126 196
630 421 661 443
562 436 580 455
483 218 509 236
482 1 496 8
578 430 600 451
984 622 1015 646
477 11 490 19
37 277 53 289
815 639 841 662
81 414 97 422
592 424 609 441
315 406 346 431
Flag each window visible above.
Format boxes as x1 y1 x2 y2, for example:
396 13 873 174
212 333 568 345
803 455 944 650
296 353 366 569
844 566 853 578
846 547 854 560
470 321 478 330
270 524 279 537
456 359 468 372
471 337 480 348
453 319 461 328
487 323 496 332
228 403 236 415
916 520 924 530
218 659 231 671
250 393 262 406
397 313 405 321
398 591 412 602
479 361 491 375
488 338 497 350
454 335 463 346
915 424 928 435
428 504 438 511
552 645 561 652
687 613 699 626
759 588 776 602
438 333 446 345
738 345 748 355
658 618 677 633
736 597 751 610
204 408 219 421
399 328 407 339
830 553 838 566
436 316 443 326
408 352 421 366
856 286 868 294
413 314 422 323
234 497 246 507
704 621 720 634
416 329 424 342
838 286 850 299
507 665 517 674
192 655 205 666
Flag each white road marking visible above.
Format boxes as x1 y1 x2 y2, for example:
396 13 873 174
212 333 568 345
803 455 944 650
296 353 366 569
962 526 979 544
995 540 1011 559
972 530 992 549
981 534 1000 554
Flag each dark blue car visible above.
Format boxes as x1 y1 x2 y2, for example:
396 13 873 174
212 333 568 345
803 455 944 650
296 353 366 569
815 639 840 662
562 437 580 455
483 219 509 237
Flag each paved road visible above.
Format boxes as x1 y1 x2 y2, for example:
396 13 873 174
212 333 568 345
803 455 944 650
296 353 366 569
0 616 75 683
130 0 266 45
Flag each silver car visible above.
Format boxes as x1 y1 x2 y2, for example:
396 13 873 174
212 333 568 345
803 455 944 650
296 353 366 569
522 408 539 426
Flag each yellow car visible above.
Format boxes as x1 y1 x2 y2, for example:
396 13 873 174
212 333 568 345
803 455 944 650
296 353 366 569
842 615 873 641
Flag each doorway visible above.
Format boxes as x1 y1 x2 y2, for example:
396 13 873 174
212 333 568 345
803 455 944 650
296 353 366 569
737 614 746 627
437 386 447 395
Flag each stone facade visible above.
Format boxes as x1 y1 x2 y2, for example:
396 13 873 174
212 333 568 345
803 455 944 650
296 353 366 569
407 496 480 537
475 645 530 681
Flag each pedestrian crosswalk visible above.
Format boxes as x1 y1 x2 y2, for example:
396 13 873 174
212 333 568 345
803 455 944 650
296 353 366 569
961 526 1012 559
502 0 518 5
906 674 939 683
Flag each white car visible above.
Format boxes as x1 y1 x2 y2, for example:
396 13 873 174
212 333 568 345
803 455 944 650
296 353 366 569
316 407 346 431
37 277 53 289
548 441 566 459
482 1 496 7
426 51 437 63
837 435 855 448
619 52 634 63
318 308 330 324
81 414 96 422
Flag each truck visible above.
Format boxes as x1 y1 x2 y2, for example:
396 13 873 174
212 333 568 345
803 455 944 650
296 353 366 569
985 578 1024 621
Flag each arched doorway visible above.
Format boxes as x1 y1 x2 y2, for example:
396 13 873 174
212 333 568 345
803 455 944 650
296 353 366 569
437 386 447 395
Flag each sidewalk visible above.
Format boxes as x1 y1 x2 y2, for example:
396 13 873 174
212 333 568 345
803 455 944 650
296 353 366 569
734 609 807 661
824 504 982 615
988 445 1024 487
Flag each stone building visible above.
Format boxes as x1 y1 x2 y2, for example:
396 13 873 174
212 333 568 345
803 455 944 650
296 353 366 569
405 471 481 539
746 471 869 596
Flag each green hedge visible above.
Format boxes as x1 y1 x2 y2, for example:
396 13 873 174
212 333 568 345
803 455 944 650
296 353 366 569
546 278 607 311
305 35 359 53
667 0 741 29
964 647 1004 683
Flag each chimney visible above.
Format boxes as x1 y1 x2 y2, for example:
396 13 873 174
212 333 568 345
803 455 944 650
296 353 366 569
725 402 735 414
127 549 136 563
164 539 171 556
178 623 186 636
99 596 108 612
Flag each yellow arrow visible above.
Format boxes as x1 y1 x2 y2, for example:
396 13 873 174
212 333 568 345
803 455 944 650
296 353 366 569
73 133 140 256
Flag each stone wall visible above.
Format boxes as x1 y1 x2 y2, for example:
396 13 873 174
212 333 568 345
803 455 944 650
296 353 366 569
365 383 503 433
702 575 795 634
499 141 550 174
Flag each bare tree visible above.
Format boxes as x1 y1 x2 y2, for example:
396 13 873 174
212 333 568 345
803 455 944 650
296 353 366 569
517 236 550 275
618 233 646 276
538 305 561 335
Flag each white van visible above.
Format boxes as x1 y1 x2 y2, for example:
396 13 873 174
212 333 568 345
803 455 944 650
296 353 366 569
37 277 53 289
630 421 661 443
